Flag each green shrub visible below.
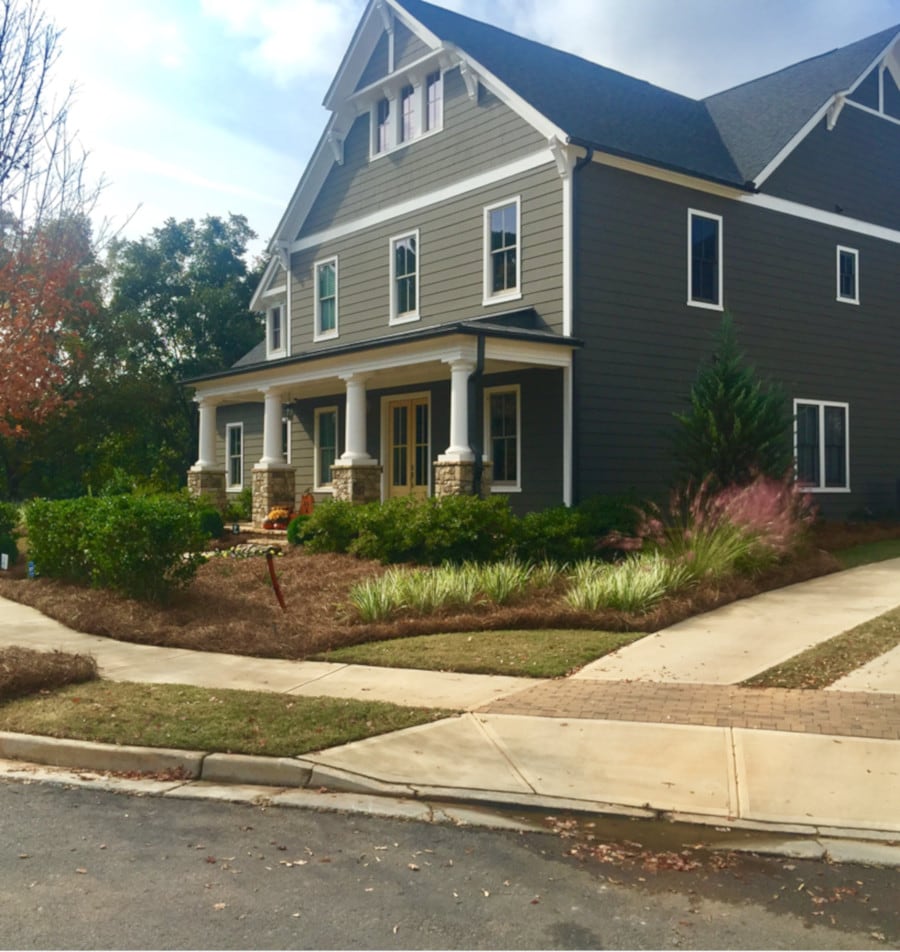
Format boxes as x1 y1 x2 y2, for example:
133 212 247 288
197 507 225 540
565 553 693 614
399 495 517 565
286 514 311 546
224 486 253 522
26 494 207 602
0 501 21 566
295 499 362 553
576 492 643 538
514 506 592 562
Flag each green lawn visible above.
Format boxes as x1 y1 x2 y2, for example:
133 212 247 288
835 538 900 569
0 681 450 756
312 628 645 678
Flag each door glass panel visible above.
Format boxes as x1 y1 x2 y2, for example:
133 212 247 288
414 402 429 488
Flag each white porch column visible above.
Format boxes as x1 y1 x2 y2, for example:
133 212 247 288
439 358 475 461
259 387 284 467
340 373 374 463
193 397 218 470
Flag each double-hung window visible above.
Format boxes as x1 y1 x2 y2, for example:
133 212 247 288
375 98 391 154
425 71 442 132
836 246 859 304
267 305 285 356
688 209 723 309
484 198 521 303
390 231 419 323
226 423 243 491
485 385 521 491
399 85 416 143
314 257 338 340
794 399 849 491
315 407 338 490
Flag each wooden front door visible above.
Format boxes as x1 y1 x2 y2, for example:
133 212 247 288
388 398 429 498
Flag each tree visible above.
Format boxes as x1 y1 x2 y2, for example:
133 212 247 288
672 315 792 487
0 0 101 453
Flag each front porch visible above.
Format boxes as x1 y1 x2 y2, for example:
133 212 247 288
186 319 578 525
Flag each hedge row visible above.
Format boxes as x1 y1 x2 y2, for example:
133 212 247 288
290 493 641 565
25 494 209 602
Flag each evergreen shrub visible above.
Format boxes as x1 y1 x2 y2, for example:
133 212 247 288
26 494 207 601
0 501 21 566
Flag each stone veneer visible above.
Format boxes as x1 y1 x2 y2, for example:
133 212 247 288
251 465 296 526
433 460 492 496
331 462 383 504
187 467 226 512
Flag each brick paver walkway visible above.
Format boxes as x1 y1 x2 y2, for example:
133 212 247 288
478 681 900 740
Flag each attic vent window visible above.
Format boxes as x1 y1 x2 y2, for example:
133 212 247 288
370 71 444 158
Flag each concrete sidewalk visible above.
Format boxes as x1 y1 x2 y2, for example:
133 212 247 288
2 560 900 847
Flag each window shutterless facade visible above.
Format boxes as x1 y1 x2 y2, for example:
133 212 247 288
370 71 443 157
390 230 419 323
484 385 521 491
314 257 338 340
226 423 243 490
484 197 521 303
267 305 285 356
314 407 338 490
687 209 723 309
836 246 859 304
794 399 849 491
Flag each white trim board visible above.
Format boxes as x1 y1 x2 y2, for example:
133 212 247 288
290 149 555 254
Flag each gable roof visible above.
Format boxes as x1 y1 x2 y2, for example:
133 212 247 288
393 0 900 188
393 0 740 184
704 23 900 184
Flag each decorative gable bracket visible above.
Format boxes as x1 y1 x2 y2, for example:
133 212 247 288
274 240 291 271
459 60 480 100
327 130 345 165
548 137 573 178
827 93 847 131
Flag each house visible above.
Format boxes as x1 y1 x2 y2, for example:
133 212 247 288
186 0 900 524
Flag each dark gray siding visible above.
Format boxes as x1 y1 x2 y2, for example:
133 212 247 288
290 162 563 350
217 403 263 494
301 67 546 235
764 108 900 230
575 162 900 517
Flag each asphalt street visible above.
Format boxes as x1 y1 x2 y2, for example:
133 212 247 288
1 778 896 950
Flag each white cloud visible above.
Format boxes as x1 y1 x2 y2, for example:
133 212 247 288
200 0 361 86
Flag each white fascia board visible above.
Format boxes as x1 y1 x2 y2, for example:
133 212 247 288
189 334 574 404
323 0 384 110
249 257 282 312
753 30 900 189
592 149 900 246
291 148 555 253
386 0 566 143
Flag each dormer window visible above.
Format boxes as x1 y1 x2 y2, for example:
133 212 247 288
369 70 443 158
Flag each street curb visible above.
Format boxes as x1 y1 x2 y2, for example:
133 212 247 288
1 730 898 868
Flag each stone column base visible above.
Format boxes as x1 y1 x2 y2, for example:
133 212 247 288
251 465 296 526
434 460 492 497
331 462 383 504
187 467 227 512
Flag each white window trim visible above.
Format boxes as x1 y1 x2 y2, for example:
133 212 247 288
793 399 850 493
225 423 243 491
266 304 286 358
836 245 860 304
687 208 724 311
368 70 444 160
314 256 339 341
314 406 339 492
483 196 523 306
389 229 420 325
484 384 522 493
281 416 291 465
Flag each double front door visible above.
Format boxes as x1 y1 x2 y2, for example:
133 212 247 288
387 397 429 498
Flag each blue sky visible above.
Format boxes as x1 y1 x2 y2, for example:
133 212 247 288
42 0 900 260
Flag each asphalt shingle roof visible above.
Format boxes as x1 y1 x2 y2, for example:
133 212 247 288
396 0 900 187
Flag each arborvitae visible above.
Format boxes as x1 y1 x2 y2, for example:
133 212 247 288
673 315 792 487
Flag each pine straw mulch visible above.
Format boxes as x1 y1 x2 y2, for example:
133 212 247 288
0 538 847 662
0 646 99 701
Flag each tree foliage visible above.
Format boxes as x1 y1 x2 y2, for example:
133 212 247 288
672 316 792 487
